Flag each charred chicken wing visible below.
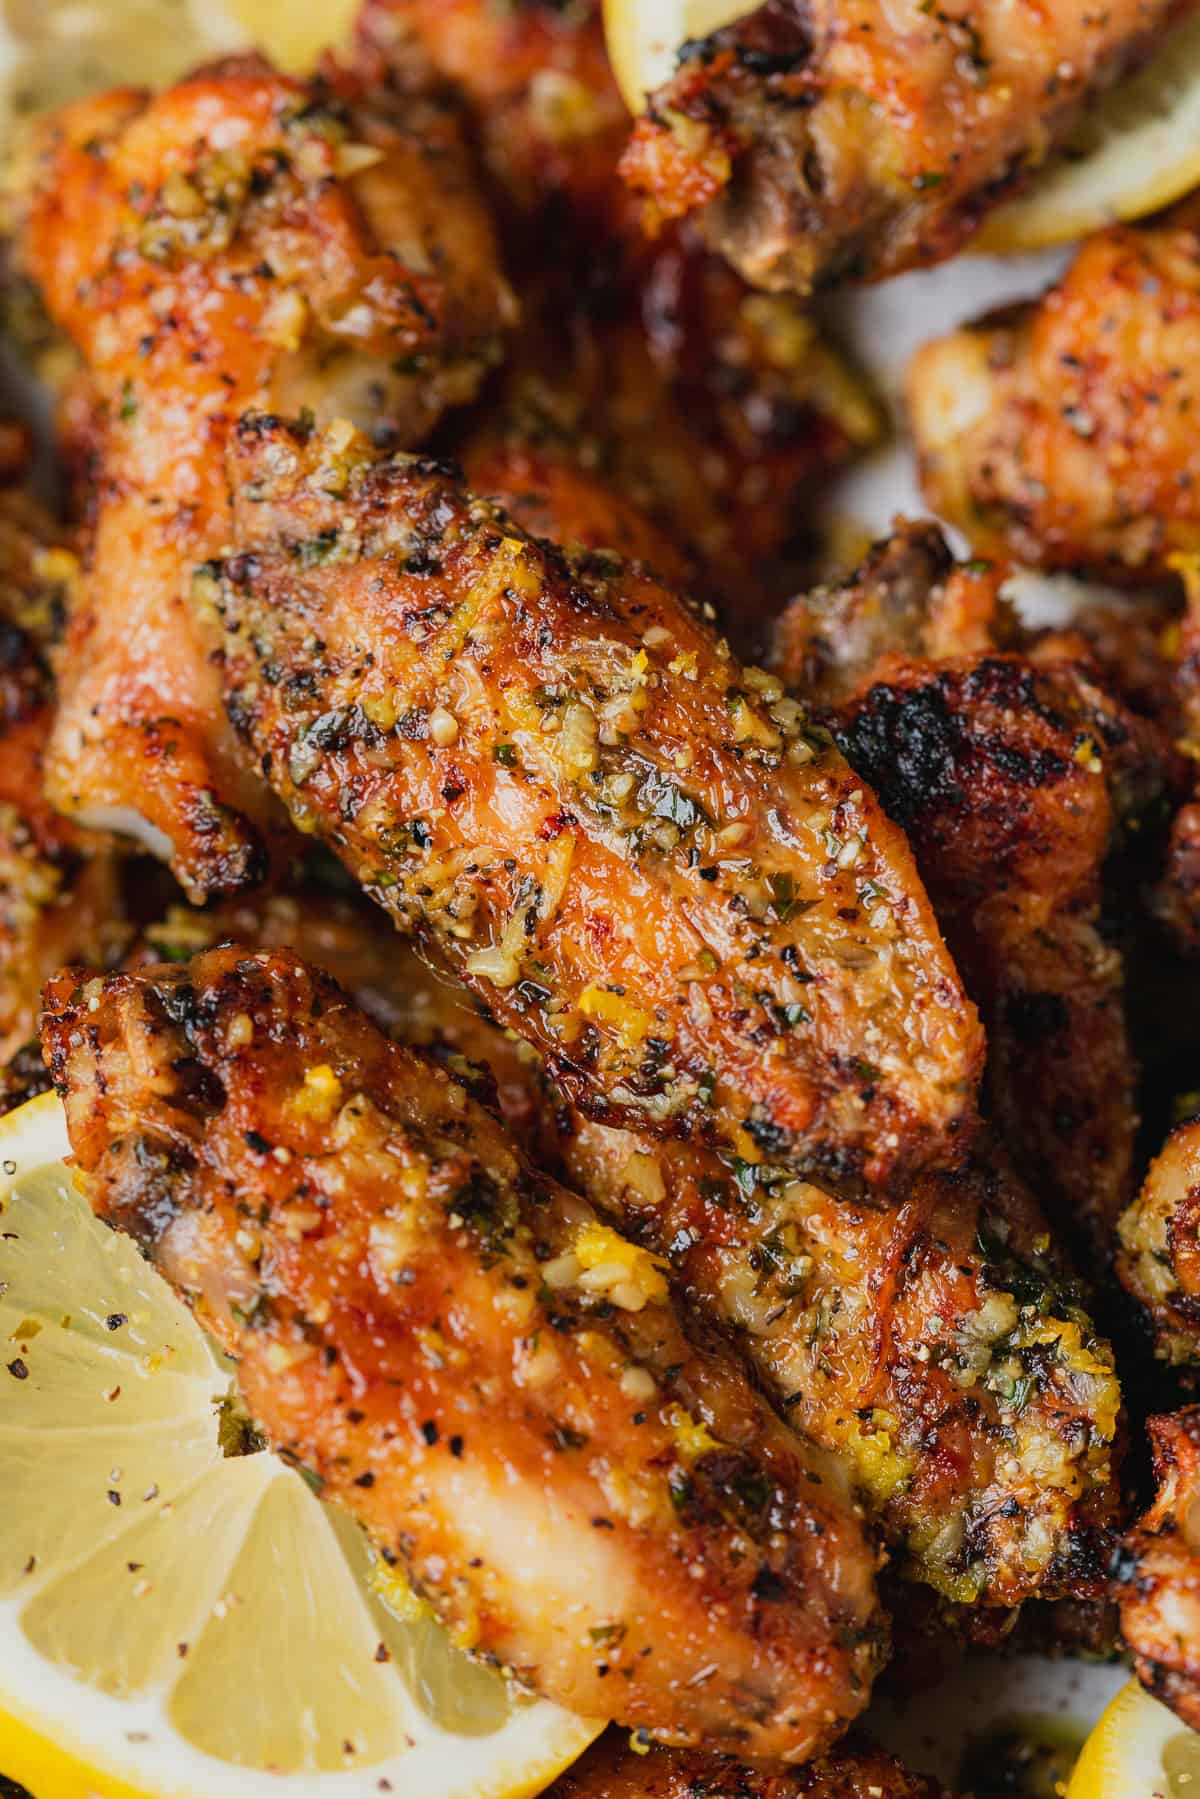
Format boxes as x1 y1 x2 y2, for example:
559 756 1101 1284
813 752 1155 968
43 945 886 1761
202 413 983 1188
547 1728 951 1798
14 53 513 897
618 0 1190 293
1118 1117 1200 1370
1118 1407 1200 1727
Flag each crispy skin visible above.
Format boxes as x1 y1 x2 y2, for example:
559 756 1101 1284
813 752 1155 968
367 0 881 632
547 1730 951 1799
15 55 512 898
205 414 982 1187
1152 566 1200 954
617 0 1188 294
909 203 1200 579
833 645 1163 1254
175 903 1116 1607
1117 1119 1200 1369
562 1123 1121 1607
0 485 124 1064
1118 1408 1200 1727
43 946 886 1762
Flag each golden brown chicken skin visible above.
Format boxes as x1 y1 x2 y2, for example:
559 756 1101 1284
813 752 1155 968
909 200 1200 579
835 652 1160 1255
1117 1118 1200 1370
15 54 512 898
618 0 1189 294
547 1729 951 1799
43 945 887 1762
1118 1408 1200 1727
203 413 983 1188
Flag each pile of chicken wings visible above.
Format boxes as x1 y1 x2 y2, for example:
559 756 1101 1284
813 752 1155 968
10 0 1200 1792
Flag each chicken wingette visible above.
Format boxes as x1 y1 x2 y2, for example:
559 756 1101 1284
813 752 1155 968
201 412 983 1187
775 530 1164 1253
1117 1408 1200 1727
14 53 513 898
42 945 887 1762
547 1729 951 1798
617 0 1191 294
909 198 1200 580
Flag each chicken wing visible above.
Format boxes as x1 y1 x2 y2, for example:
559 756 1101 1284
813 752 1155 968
202 412 983 1188
909 199 1200 579
14 52 513 898
547 1728 951 1798
617 0 1189 294
43 945 886 1762
835 651 1161 1255
1117 1407 1200 1727
1117 1118 1200 1370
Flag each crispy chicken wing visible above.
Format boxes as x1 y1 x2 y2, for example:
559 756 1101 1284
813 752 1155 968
909 200 1200 579
1117 1118 1200 1370
617 0 1189 294
14 53 513 898
1118 1407 1200 1727
203 413 983 1188
835 651 1159 1254
547 1729 951 1799
43 945 886 1762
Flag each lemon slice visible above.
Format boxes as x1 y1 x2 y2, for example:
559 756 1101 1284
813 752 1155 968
603 0 749 115
1067 1679 1200 1799
0 0 359 148
0 1092 601 1799
975 16 1200 253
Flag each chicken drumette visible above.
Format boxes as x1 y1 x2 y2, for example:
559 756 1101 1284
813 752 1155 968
15 51 513 897
43 944 887 1762
198 412 982 1187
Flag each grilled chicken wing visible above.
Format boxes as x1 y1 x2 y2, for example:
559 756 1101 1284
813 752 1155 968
0 473 124 1065
1118 1407 1200 1727
202 412 982 1188
1118 1118 1200 1369
14 54 513 898
909 199 1200 579
547 1729 951 1799
43 945 886 1762
836 651 1160 1255
365 0 881 633
617 0 1189 294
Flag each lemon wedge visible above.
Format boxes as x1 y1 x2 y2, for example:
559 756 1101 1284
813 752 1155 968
975 16 1200 253
0 1092 601 1799
1067 1679 1200 1799
603 0 749 115
0 0 358 147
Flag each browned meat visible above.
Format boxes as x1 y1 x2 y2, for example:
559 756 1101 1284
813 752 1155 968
1118 1407 1200 1728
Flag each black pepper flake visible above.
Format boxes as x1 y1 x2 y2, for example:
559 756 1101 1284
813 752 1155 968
244 1129 272 1154
106 1313 128 1331
374 1642 390 1663
6 1357 28 1380
449 1435 464 1458
591 1517 615 1529
354 1471 376 1488
107 1489 122 1507
421 1420 439 1446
